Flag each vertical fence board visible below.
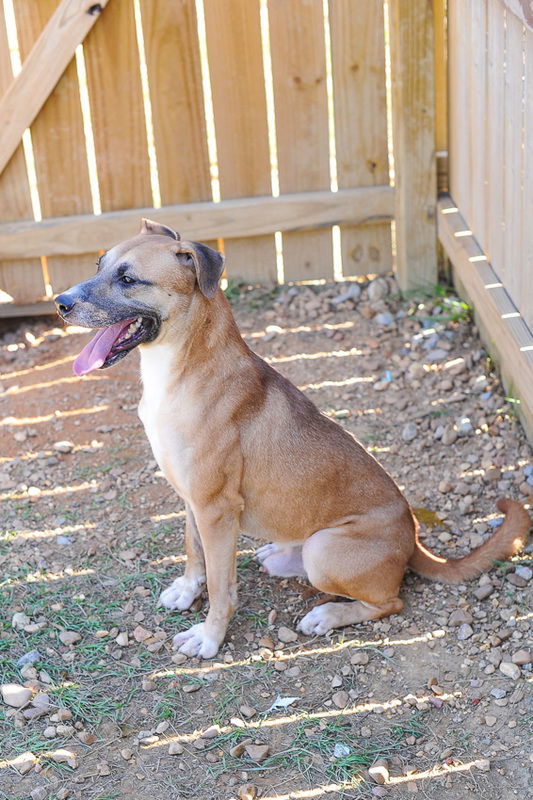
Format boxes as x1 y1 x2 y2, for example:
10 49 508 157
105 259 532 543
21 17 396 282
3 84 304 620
268 0 333 281
468 0 488 252
0 10 45 304
448 0 472 227
389 0 437 289
329 0 391 278
204 0 276 282
485 0 506 278
141 0 211 206
83 0 152 214
522 22 533 330
503 11 523 306
15 0 97 295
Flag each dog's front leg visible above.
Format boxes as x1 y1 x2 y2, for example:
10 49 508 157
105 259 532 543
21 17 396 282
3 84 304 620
172 506 239 659
159 504 206 610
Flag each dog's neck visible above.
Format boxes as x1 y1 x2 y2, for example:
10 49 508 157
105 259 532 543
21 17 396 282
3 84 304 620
138 289 247 386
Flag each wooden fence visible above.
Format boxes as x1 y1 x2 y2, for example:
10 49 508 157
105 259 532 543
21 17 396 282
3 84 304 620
438 0 533 437
0 0 437 316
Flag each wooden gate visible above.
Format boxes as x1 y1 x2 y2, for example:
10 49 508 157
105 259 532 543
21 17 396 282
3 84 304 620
0 0 437 315
438 0 533 438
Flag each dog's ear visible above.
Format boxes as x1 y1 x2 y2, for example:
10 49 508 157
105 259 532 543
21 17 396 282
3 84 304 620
140 218 180 241
179 242 225 299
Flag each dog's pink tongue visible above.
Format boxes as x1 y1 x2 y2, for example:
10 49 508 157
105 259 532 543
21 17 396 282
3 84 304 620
73 319 134 376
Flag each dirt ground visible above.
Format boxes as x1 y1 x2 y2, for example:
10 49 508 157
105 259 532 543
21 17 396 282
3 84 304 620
0 277 531 800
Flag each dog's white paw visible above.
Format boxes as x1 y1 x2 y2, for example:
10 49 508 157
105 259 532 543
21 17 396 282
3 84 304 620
172 623 220 659
297 605 334 636
158 576 204 611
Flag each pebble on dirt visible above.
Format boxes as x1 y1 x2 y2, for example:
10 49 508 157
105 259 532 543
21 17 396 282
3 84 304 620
1 683 32 708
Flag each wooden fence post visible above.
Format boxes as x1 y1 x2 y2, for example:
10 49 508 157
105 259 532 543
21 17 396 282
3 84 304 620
389 0 438 290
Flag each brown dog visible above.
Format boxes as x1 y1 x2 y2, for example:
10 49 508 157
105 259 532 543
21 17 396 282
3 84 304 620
55 220 531 658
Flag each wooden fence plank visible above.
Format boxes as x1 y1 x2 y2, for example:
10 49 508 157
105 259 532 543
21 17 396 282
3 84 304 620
389 0 437 290
0 0 109 178
204 0 276 282
83 0 152 211
329 0 391 277
522 22 533 329
15 0 97 295
503 11 525 312
140 0 211 205
268 0 333 281
468 0 488 252
485 0 506 280
448 0 472 228
0 7 44 305
0 186 394 259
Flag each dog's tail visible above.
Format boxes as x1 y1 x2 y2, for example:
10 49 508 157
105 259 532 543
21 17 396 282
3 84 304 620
408 498 531 583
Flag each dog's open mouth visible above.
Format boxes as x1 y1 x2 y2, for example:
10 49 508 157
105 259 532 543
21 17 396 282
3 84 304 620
73 316 159 376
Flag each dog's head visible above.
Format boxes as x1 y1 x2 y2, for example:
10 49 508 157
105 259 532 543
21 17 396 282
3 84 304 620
55 219 225 376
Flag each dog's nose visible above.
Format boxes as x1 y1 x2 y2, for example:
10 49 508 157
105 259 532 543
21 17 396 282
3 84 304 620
55 292 76 315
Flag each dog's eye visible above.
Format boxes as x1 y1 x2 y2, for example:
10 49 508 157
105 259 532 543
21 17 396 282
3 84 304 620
120 275 135 285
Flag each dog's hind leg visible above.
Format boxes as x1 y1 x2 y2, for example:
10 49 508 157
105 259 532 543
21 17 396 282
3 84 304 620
159 504 206 610
297 522 408 635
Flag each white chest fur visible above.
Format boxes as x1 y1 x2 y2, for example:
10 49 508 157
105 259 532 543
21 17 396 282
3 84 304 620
138 344 192 497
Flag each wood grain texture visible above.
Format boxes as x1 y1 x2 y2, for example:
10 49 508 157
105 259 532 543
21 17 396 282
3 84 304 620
0 7 44 304
448 0 471 228
15 0 96 295
0 0 109 178
204 0 276 281
140 0 211 205
485 0 506 277
329 0 391 277
503 11 524 312
0 186 394 259
438 195 533 442
389 0 437 289
522 21 533 329
268 0 333 280
467 0 487 251
83 0 152 211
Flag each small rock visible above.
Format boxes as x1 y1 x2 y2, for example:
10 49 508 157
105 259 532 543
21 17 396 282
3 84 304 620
484 715 497 727
77 731 95 745
202 725 220 739
426 348 448 362
511 649 531 665
59 631 81 646
245 743 270 763
183 683 201 693
142 679 156 691
56 790 71 800
11 751 37 775
239 704 257 719
490 688 506 699
50 708 72 722
115 631 129 647
473 584 494 601
133 625 152 642
499 661 521 680
456 623 474 640
367 277 389 302
230 742 246 758
368 757 390 785
16 649 41 668
277 626 298 643
237 785 258 800
375 312 394 327
515 565 532 581
168 741 184 755
50 748 78 768
475 758 491 772
12 611 31 629
448 608 473 627
402 423 418 442
332 691 349 709
507 573 527 587
1 683 32 708
121 748 134 761
53 440 74 453
441 424 458 446
30 788 47 800
43 726 56 738
438 480 452 494
350 651 369 666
